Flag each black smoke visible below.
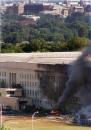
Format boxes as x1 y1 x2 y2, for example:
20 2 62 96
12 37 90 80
58 44 91 110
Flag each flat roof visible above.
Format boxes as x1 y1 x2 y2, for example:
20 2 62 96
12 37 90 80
0 52 81 65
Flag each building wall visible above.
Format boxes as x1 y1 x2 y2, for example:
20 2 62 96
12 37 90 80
24 4 44 14
6 3 24 15
41 5 64 16
18 3 24 15
0 97 19 110
0 52 81 110
0 64 48 109
62 8 69 17
0 62 68 109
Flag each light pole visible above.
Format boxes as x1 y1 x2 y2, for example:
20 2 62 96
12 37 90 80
32 111 39 130
0 104 2 128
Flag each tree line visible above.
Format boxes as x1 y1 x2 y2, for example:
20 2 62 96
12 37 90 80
1 12 91 52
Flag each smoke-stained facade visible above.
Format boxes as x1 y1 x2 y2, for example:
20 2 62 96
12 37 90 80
37 64 68 102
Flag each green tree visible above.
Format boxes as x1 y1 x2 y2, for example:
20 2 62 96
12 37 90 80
30 39 47 52
67 37 88 51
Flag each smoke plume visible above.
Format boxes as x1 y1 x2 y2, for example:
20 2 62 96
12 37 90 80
58 44 91 109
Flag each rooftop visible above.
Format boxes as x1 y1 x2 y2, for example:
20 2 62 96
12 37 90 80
0 52 81 65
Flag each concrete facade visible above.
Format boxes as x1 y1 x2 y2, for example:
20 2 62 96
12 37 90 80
0 52 81 110
0 87 31 111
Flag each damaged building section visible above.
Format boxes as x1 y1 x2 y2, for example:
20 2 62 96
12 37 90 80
0 52 82 111
37 63 81 113
58 44 91 126
58 45 91 108
37 64 68 102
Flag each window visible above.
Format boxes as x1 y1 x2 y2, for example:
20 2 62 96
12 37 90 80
20 74 21 78
27 90 29 95
21 74 23 79
30 90 31 95
30 74 31 79
32 90 34 96
32 74 34 79
32 82 34 86
4 72 6 76
24 74 26 79
35 91 37 97
30 82 31 87
27 81 29 86
27 74 29 79
2 72 6 77
24 81 26 86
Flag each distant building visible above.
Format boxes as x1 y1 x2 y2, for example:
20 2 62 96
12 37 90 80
0 5 7 13
53 4 63 15
24 3 53 14
24 3 44 14
72 6 84 13
61 7 69 17
85 4 91 16
6 2 24 15
40 4 63 16
63 0 79 6
18 2 24 14
28 0 35 4
79 0 85 7
43 3 53 11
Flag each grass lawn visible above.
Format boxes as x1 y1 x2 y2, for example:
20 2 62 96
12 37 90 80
3 116 91 130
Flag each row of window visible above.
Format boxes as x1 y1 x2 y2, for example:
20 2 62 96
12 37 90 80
0 79 6 84
20 81 39 87
25 89 41 97
19 73 38 80
0 72 56 81
0 79 40 88
0 72 39 80
0 79 6 87
0 72 6 77
19 73 56 80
